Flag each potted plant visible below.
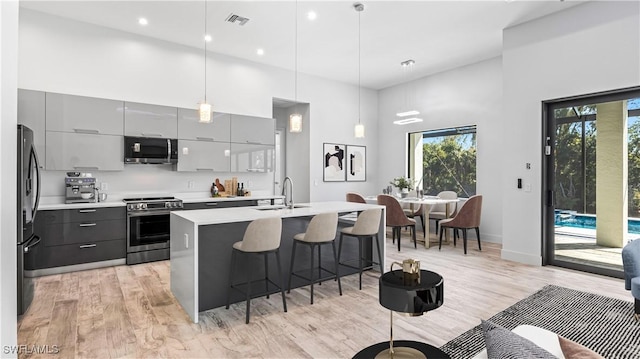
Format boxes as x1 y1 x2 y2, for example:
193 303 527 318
390 176 414 198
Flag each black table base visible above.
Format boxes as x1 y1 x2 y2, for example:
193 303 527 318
353 340 450 359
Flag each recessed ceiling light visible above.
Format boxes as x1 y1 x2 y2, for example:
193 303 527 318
138 17 148 26
256 48 265 56
204 34 212 42
307 11 317 20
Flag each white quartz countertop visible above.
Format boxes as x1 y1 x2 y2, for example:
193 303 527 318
38 194 284 210
171 201 383 226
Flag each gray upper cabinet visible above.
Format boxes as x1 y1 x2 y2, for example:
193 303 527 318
230 115 275 145
124 102 178 138
18 89 46 167
177 140 230 172
230 143 274 173
177 109 231 142
46 132 124 171
45 93 124 135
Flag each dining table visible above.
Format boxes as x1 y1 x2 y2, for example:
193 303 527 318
364 195 460 248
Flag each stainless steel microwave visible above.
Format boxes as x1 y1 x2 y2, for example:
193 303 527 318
124 136 178 164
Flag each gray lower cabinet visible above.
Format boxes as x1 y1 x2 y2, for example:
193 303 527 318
177 140 230 172
45 132 124 171
31 207 126 269
230 143 275 172
125 102 178 138
183 200 258 210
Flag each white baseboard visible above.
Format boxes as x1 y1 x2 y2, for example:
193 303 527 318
501 249 542 266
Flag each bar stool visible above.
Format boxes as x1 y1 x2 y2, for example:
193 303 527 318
287 212 342 304
225 217 287 324
338 208 383 290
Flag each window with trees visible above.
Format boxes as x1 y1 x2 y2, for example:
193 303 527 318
408 125 476 198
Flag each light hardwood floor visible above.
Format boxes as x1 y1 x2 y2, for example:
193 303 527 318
18 230 630 359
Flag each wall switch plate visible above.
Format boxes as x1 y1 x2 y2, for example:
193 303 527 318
525 183 532 192
187 181 194 189
184 234 189 249
101 182 108 190
182 147 189 155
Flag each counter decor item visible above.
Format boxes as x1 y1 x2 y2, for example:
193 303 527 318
215 178 225 193
390 176 414 198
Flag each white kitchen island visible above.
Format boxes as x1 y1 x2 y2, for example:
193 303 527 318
170 201 386 323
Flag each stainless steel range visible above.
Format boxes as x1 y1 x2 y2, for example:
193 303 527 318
124 196 183 265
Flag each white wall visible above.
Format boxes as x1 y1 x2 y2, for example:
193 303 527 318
18 9 379 201
501 1 640 265
378 57 504 243
1 0 19 354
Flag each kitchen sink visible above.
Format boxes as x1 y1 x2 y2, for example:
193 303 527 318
255 204 311 211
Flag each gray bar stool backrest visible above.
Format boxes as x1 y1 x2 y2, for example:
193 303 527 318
237 217 283 252
351 208 382 236
301 212 339 242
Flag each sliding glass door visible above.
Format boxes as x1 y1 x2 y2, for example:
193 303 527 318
543 87 640 278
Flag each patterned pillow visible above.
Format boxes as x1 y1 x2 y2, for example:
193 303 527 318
481 320 558 359
558 336 605 359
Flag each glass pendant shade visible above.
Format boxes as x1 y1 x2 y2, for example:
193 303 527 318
199 102 212 123
354 123 365 138
289 113 302 133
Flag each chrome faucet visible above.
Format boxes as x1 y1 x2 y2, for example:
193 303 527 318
282 176 294 209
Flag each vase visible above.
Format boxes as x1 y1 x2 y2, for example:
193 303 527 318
401 189 409 198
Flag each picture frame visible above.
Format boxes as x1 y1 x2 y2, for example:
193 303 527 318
346 145 366 182
323 143 346 182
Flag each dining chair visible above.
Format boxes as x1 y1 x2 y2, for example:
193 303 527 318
346 192 366 203
429 190 458 235
377 194 416 251
403 190 426 238
438 194 482 254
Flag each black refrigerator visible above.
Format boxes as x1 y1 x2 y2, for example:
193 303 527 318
17 124 41 315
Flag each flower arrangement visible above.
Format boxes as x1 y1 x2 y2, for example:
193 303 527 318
390 176 414 191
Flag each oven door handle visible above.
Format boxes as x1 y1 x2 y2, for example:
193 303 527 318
127 211 171 218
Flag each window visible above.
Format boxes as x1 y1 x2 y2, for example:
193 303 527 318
408 125 476 197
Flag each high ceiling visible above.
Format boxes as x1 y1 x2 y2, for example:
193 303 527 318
19 1 584 90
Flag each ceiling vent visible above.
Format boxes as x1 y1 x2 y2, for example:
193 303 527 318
225 13 250 26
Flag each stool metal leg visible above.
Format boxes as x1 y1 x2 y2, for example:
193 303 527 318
337 233 344 265
245 252 253 324
225 249 237 309
374 233 384 274
332 240 342 296
264 252 270 299
310 243 315 304
275 250 287 313
358 236 364 290
287 240 297 293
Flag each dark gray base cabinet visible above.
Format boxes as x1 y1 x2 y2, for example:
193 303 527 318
29 207 126 270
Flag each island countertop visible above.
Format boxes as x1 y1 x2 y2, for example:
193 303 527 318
171 201 382 225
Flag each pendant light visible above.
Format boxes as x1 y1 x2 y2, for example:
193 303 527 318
394 59 422 125
354 3 365 138
199 0 212 123
289 0 302 133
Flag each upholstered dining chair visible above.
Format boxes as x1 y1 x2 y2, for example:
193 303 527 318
438 194 482 255
429 190 458 235
377 194 416 251
346 192 366 204
403 190 426 238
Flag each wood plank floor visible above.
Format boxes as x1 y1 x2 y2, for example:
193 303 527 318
18 230 630 358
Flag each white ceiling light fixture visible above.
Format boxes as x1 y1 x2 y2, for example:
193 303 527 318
256 48 264 56
354 3 365 139
138 17 148 26
396 59 421 120
199 0 212 123
289 0 302 133
204 34 212 42
393 117 423 125
307 11 317 21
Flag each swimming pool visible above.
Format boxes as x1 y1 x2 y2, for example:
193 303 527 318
555 211 640 234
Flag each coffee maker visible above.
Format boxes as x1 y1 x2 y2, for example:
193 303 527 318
65 172 97 204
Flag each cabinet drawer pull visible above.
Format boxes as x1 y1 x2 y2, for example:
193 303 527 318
141 133 162 137
79 223 97 227
205 202 218 206
245 141 262 145
196 137 214 141
78 209 97 213
196 168 214 171
73 128 100 134
79 244 97 249
73 166 100 170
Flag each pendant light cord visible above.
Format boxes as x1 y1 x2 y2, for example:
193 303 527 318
358 8 361 125
294 0 298 112
204 0 207 102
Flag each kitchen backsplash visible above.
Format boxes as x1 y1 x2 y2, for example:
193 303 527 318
41 164 275 197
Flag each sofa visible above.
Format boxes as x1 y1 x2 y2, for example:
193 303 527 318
622 239 640 320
